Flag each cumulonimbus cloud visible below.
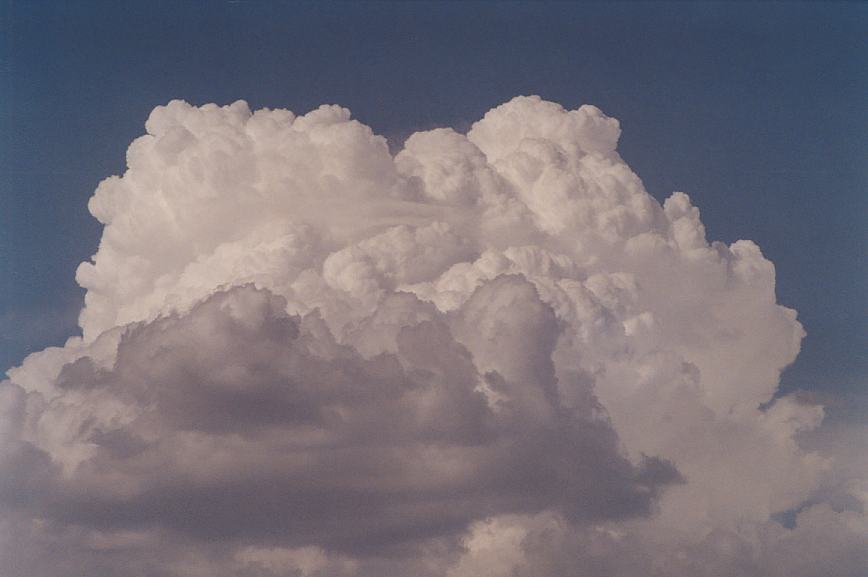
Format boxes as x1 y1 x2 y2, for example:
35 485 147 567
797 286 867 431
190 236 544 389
2 96 865 577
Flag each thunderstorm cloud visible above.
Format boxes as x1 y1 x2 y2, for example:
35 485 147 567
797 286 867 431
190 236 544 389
2 96 865 576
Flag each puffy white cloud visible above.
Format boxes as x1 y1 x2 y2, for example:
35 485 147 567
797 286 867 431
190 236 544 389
3 95 864 576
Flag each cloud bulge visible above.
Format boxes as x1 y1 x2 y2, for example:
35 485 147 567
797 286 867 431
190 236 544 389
2 96 865 576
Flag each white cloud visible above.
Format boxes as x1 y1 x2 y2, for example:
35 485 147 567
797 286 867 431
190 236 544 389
2 95 864 576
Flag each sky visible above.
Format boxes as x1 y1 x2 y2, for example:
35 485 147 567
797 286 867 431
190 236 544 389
2 1 865 395
0 2 867 576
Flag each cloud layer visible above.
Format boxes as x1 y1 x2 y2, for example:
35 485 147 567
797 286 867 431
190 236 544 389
3 96 865 576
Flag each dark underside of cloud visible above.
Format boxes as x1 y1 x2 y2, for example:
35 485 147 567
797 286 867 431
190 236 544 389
3 283 678 559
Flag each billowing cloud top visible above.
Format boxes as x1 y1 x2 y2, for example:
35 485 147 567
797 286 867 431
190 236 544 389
2 96 865 577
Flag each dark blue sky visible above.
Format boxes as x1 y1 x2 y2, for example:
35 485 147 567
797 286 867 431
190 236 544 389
1 1 866 397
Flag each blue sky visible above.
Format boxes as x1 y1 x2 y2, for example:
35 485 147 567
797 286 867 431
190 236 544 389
1 0 865 398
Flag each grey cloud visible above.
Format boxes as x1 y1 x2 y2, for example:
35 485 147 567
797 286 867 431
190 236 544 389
3 282 676 576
